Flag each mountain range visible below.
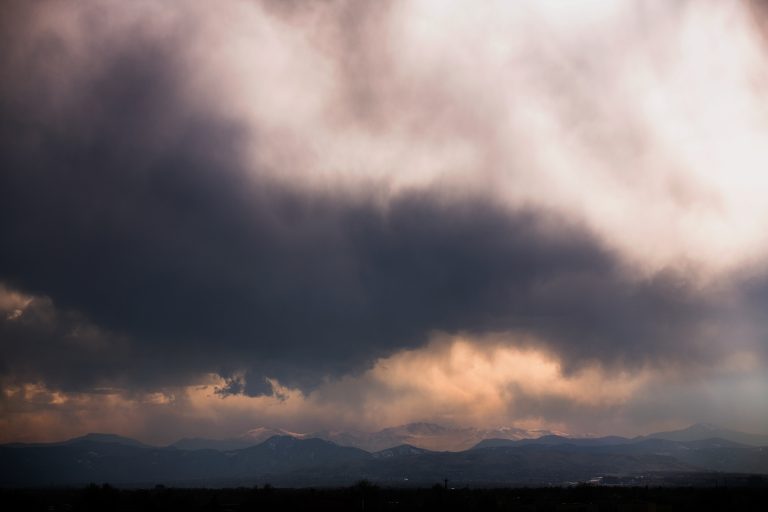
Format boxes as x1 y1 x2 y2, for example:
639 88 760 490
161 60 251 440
171 422 569 452
170 422 768 453
2 423 767 487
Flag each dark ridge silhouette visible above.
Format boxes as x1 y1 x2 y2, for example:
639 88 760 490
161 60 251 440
639 423 768 446
2 429 768 488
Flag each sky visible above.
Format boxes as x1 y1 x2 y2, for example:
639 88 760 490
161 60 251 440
1 0 768 445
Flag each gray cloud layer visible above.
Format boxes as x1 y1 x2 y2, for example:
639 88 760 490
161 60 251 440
0 1 760 399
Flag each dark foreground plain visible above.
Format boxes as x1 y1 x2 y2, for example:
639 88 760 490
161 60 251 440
3 483 768 512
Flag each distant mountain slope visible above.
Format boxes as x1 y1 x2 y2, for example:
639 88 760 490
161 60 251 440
583 438 768 474
372 444 433 459
163 422 566 453
473 435 630 450
169 427 305 451
2 433 767 488
312 422 565 451
234 436 370 472
640 423 768 446
64 433 154 448
2 433 154 450
170 437 255 451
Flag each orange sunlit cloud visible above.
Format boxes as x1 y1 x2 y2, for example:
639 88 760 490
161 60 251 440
3 332 763 446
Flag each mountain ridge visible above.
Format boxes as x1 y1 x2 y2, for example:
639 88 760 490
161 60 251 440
159 422 768 453
6 422 767 453
164 422 570 453
638 423 768 446
3 432 767 487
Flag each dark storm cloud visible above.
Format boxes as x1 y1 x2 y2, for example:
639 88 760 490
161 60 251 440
0 294 133 392
0 1 733 396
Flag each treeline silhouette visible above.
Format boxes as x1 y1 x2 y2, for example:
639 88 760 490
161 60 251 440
3 481 768 512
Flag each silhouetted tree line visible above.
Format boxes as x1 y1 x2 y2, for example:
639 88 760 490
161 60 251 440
2 480 768 512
